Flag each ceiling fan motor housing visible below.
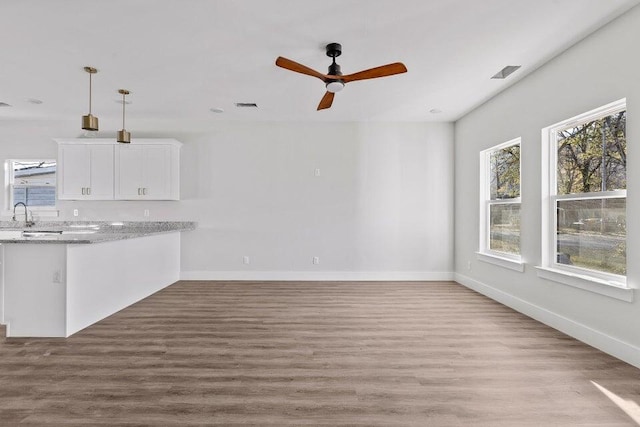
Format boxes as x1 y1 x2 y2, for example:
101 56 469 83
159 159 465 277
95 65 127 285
326 62 344 92
328 62 342 76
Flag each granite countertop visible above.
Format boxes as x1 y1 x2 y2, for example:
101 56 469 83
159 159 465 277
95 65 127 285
0 221 197 244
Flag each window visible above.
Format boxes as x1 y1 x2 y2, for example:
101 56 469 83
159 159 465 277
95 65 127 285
542 99 626 286
6 160 57 210
479 138 522 267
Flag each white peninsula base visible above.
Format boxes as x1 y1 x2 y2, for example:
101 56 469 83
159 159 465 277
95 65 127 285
2 232 180 337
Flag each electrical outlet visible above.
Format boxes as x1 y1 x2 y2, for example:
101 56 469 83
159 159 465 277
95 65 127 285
73 209 79 217
314 168 321 177
313 256 320 265
467 261 472 270
243 256 250 265
52 270 61 283
144 209 150 217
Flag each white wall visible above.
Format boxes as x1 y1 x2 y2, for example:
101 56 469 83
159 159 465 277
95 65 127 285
0 120 454 280
454 6 640 367
181 122 454 279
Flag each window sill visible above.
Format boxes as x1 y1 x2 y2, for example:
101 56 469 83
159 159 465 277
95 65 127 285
476 252 525 272
536 266 633 302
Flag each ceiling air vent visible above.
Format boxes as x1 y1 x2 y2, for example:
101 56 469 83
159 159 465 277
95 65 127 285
491 65 521 79
0 102 11 107
235 102 258 108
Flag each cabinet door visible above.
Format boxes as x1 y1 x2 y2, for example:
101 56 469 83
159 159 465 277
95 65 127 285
58 145 90 199
142 145 171 199
115 145 144 199
87 145 114 200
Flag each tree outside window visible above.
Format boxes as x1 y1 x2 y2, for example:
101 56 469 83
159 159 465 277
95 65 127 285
480 139 521 259
552 106 626 277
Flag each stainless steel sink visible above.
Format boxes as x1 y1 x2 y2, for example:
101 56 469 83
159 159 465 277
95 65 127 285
22 230 63 237
0 229 99 239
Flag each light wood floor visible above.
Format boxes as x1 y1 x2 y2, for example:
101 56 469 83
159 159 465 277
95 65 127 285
1 281 638 426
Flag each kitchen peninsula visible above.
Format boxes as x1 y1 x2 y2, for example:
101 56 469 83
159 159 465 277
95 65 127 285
0 221 195 337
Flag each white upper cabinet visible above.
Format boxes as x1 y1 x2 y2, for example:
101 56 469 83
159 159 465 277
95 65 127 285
57 143 114 200
115 143 178 200
55 139 181 201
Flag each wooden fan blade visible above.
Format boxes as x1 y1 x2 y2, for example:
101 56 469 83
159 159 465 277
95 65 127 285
317 91 335 110
340 62 407 83
276 57 328 81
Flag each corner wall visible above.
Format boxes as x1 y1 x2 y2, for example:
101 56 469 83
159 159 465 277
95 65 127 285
454 6 640 367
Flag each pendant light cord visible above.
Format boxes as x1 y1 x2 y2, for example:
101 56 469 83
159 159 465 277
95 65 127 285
88 73 92 115
122 93 126 129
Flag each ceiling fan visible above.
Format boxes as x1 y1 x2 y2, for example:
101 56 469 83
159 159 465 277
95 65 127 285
275 43 407 111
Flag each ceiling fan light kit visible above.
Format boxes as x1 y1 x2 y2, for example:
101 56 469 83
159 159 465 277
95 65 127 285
81 66 99 131
326 81 344 93
275 42 407 110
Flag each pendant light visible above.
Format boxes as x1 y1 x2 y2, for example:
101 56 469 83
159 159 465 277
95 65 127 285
81 66 99 131
117 89 131 143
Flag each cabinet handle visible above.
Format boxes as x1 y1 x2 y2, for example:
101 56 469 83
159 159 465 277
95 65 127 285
81 187 85 195
87 187 91 195
143 188 147 195
138 187 141 195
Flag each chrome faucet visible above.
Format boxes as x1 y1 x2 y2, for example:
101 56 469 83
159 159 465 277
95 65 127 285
13 202 35 227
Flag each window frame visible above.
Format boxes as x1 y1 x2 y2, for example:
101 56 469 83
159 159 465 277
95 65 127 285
478 137 523 270
4 159 58 215
540 98 628 292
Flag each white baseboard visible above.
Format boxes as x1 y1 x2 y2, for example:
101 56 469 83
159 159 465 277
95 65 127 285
455 273 640 370
180 270 454 281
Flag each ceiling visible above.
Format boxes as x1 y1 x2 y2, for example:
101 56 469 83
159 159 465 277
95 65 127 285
1 0 638 131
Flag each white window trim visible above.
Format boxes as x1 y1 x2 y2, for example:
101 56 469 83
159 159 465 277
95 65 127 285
476 251 525 272
535 267 632 302
478 137 523 270
539 98 630 300
3 159 59 218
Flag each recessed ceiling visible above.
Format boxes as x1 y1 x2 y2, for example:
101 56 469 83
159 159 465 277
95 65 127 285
0 0 638 130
